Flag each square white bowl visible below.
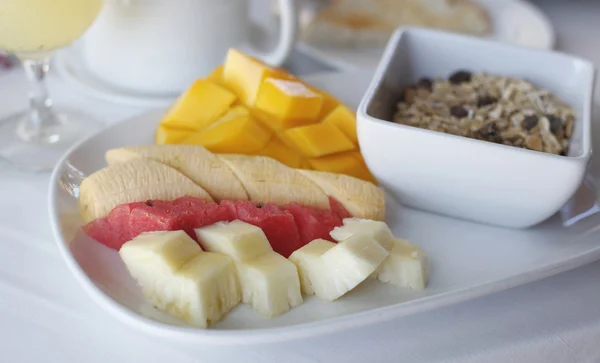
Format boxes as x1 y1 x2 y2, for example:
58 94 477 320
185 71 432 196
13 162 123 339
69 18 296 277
357 27 595 228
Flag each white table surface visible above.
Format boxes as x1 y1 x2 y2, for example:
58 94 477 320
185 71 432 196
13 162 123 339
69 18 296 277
3 1 600 362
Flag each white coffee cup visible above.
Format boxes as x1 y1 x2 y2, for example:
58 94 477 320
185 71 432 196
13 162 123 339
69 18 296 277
79 0 298 95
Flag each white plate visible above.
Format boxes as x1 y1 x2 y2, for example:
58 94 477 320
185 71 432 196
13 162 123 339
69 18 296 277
298 0 556 71
48 71 600 345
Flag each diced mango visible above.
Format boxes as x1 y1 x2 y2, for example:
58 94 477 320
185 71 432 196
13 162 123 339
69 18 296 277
160 79 237 131
306 85 341 121
223 49 293 107
255 78 324 130
258 136 306 169
283 123 355 158
322 104 358 144
206 65 226 87
182 105 271 154
309 151 376 183
155 125 194 145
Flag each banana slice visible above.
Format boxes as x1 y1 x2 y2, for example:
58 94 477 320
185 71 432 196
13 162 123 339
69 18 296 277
297 170 385 221
119 230 241 328
219 154 330 209
105 145 248 202
195 220 303 317
79 158 213 223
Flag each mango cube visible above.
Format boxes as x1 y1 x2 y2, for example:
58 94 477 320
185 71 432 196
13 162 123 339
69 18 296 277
283 123 355 158
155 125 194 145
309 151 376 183
310 87 341 121
223 49 293 107
255 79 324 130
258 136 306 169
182 105 271 154
322 105 358 144
160 79 237 131
206 65 226 87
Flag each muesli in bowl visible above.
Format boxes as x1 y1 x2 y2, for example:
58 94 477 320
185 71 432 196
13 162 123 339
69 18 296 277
357 27 594 228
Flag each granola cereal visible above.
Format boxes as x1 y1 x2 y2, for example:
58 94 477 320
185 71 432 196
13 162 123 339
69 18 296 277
393 70 576 155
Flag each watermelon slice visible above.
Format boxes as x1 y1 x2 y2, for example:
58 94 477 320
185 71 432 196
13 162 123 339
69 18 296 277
83 196 351 255
282 203 344 246
329 196 351 220
172 197 236 236
84 201 181 250
229 200 302 258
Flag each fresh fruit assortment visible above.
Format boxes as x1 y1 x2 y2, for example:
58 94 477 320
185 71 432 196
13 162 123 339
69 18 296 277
154 48 375 183
118 218 427 327
78 67 430 327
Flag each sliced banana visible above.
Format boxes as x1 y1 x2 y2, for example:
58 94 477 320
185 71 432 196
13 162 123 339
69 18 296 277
79 158 213 223
105 145 249 202
297 170 385 221
219 154 330 209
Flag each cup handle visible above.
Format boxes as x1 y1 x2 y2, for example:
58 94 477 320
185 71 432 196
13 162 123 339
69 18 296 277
246 0 298 66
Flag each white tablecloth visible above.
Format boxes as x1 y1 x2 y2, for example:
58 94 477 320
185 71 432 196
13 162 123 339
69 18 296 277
2 1 600 362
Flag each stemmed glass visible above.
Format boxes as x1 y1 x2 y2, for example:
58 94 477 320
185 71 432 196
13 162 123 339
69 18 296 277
0 0 104 172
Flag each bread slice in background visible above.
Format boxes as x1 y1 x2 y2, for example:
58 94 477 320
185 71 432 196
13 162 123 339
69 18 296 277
299 0 492 48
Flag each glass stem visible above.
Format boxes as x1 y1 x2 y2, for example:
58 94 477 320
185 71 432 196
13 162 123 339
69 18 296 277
20 57 57 142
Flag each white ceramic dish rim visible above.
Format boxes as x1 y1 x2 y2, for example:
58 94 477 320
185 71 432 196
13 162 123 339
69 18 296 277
48 119 600 346
357 27 594 161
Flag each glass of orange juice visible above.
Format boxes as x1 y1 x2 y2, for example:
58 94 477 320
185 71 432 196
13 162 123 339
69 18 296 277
0 0 104 171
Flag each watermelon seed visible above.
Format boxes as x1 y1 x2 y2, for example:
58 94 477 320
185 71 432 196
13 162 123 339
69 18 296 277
256 202 264 208
145 200 154 207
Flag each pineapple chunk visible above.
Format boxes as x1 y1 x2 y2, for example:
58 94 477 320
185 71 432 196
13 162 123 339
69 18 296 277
160 79 236 131
196 220 302 317
375 238 429 290
167 252 241 327
236 252 303 318
289 239 335 295
330 218 395 250
289 235 388 302
195 220 273 262
119 231 242 328
283 123 355 158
